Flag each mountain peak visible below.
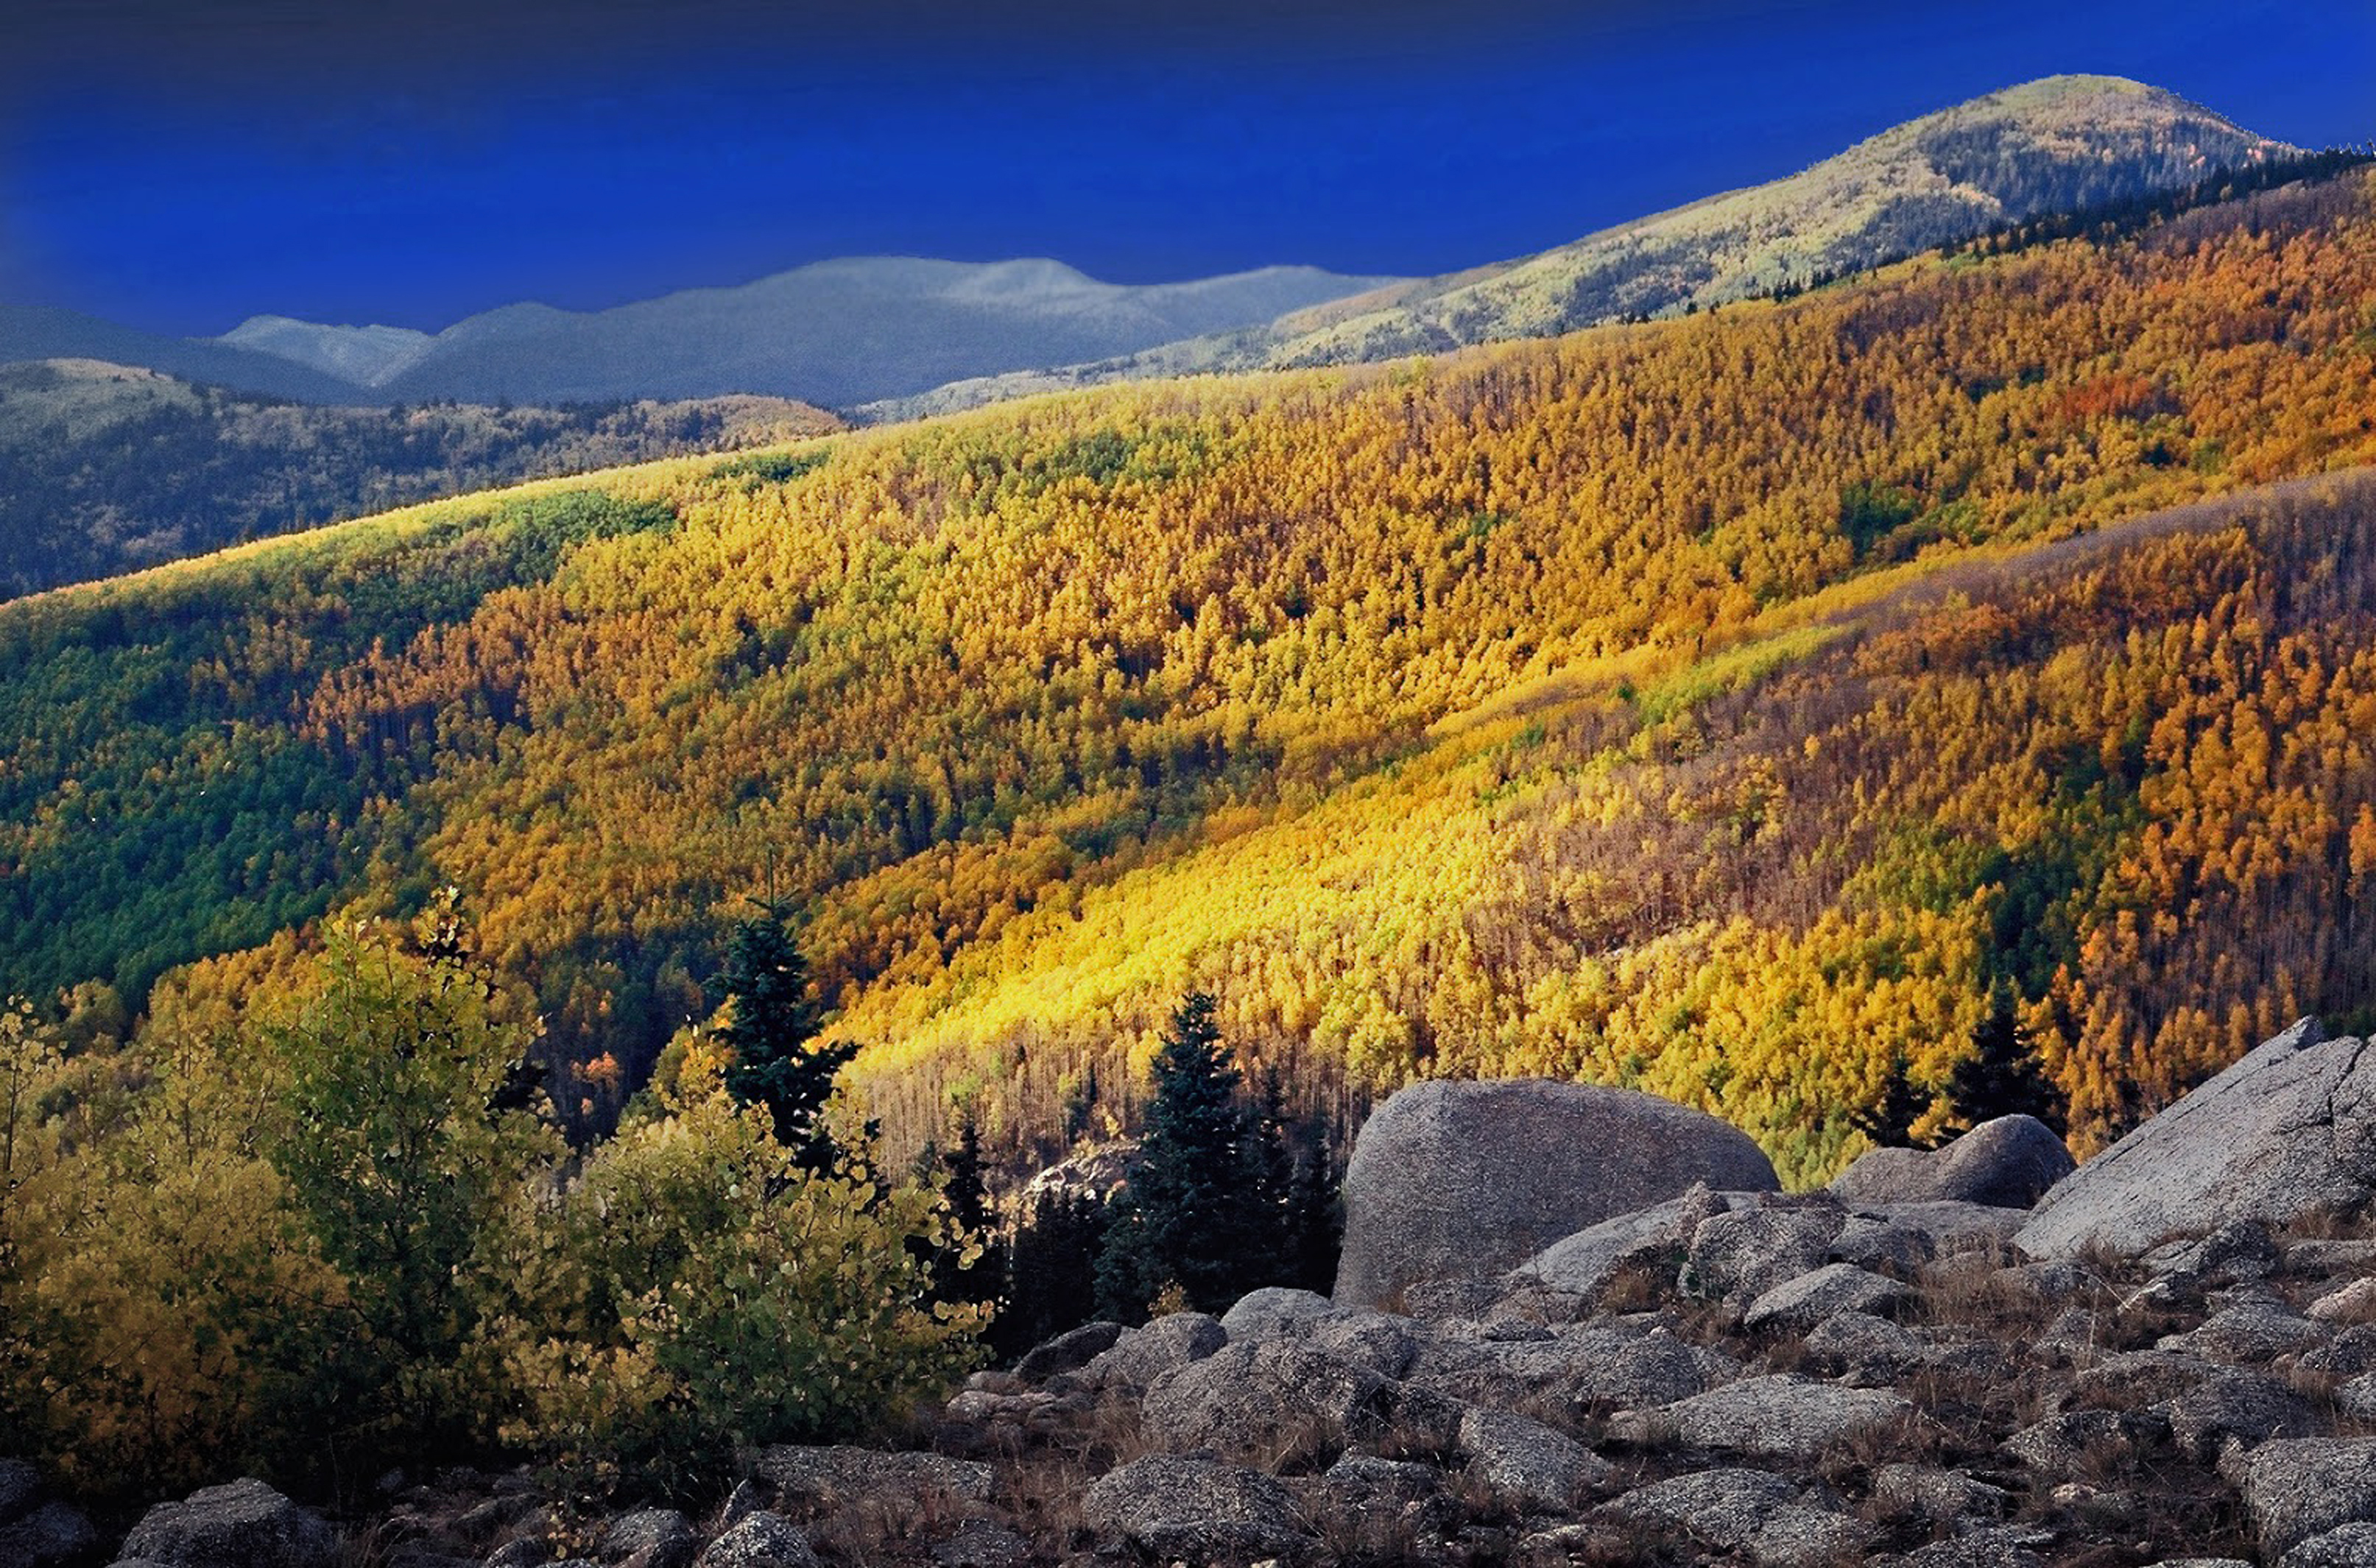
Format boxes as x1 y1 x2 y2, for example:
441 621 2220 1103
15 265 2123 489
217 314 435 388
1240 74 2299 374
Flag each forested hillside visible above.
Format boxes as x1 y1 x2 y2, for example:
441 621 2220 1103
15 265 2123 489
5 170 2375 1188
0 360 837 596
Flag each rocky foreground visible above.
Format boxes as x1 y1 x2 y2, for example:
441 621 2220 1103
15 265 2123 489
21 1018 2376 1568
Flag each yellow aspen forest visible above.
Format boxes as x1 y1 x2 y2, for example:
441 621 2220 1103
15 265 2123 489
5 169 2376 1193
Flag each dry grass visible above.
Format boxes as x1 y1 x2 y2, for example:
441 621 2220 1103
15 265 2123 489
1810 1406 1951 1490
2277 1204 2376 1246
1511 1513 1693 1567
799 1482 990 1567
1593 1257 1682 1316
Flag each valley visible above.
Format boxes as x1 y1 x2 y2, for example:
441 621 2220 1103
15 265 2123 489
7 60 2376 1549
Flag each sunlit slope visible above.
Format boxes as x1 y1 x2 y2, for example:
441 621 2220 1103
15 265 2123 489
4 173 2374 1173
842 470 2376 1185
0 358 839 597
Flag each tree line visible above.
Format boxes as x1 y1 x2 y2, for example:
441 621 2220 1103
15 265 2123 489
0 889 1339 1508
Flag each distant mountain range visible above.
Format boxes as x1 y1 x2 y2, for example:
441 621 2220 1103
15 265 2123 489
0 306 379 403
869 75 2301 418
0 76 2308 421
195 261 1403 412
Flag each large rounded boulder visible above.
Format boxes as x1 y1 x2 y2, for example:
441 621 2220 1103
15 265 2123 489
1830 1114 2074 1209
1332 1078 1778 1309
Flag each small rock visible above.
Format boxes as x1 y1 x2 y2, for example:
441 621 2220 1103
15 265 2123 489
0 1460 43 1526
1686 1204 1847 1302
1900 1527 2049 1567
1604 1472 1871 1567
2300 1324 2376 1380
1515 1189 1755 1301
2157 1367 2319 1461
1599 1467 1798 1547
927 1521 1030 1568
1828 1214 1936 1274
1801 1310 1936 1384
384 1549 475 1568
714 1481 769 1531
1080 1455 1314 1561
2287 1240 2376 1277
1650 1374 1910 1460
119 1477 339 1568
694 1512 821 1568
2050 1480 2146 1529
754 1447 993 1514
2280 1523 2376 1568
1847 1201 2027 1255
2337 1371 2376 1424
1378 1381 1469 1453
1868 1463 2009 1529
1456 1408 1612 1511
2142 1220 2280 1291
2310 1278 2376 1326
0 1498 99 1567
2070 1349 2222 1409
1077 1311 1227 1393
1566 1326 1741 1408
482 1540 553 1568
1747 1506 1873 1567
2027 1303 2108 1368
1313 1455 1459 1555
1221 1287 1338 1341
945 1387 1062 1425
2245 1438 2376 1560
1741 1261 1911 1332
1142 1338 1390 1458
1305 1313 1424 1380
2002 1408 2165 1471
2158 1299 2328 1366
1403 1330 1578 1410
1012 1320 1124 1382
1320 1453 1450 1512
602 1509 697 1568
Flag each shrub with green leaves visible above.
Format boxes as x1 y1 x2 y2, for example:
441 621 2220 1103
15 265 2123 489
488 1040 987 1479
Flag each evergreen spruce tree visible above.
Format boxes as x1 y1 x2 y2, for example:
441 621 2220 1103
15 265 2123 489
718 900 855 1175
1947 986 2065 1133
1094 992 1258 1320
995 1187 1109 1360
1851 1050 1935 1149
1279 1112 1344 1296
1247 1069 1297 1245
927 1113 1004 1313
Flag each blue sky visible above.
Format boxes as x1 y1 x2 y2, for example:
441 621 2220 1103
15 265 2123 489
3 0 2369 337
